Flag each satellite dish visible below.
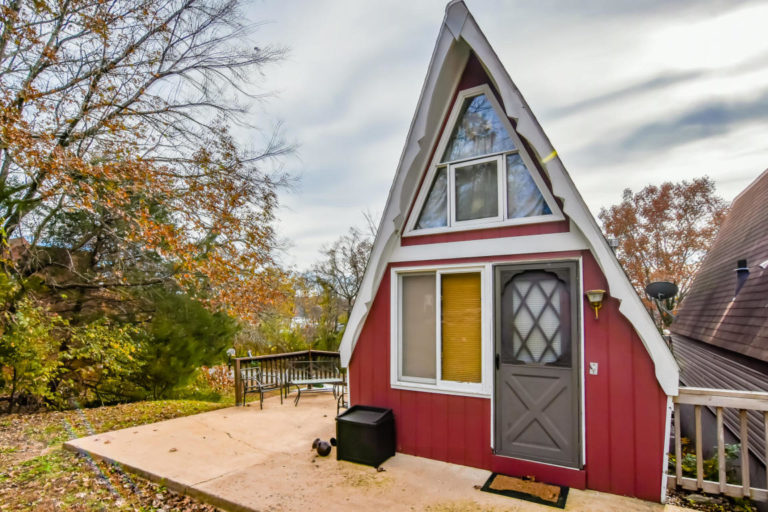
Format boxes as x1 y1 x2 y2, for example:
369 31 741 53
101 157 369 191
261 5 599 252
644 281 678 300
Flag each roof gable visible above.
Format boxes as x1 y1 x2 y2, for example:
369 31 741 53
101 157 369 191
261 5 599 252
405 79 563 235
672 168 768 362
339 0 679 396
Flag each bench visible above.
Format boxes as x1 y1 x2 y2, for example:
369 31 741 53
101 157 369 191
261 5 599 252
286 360 344 406
240 366 283 408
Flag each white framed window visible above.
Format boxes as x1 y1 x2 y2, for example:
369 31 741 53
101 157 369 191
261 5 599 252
390 264 492 397
407 84 563 236
450 154 503 227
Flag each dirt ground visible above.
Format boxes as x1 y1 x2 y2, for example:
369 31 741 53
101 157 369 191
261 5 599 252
0 399 228 511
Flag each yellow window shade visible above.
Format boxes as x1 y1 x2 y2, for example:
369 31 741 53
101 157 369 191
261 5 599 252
441 272 482 383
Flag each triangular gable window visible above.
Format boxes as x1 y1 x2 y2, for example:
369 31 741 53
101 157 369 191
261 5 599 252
416 167 448 229
506 154 552 219
408 85 560 234
442 94 516 162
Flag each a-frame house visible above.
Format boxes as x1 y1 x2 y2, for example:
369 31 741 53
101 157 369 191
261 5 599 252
339 1 679 502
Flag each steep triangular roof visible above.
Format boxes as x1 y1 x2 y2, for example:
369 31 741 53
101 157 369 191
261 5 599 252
672 168 768 361
339 0 679 396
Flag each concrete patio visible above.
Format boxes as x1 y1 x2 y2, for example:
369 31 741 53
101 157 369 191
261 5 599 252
64 394 691 512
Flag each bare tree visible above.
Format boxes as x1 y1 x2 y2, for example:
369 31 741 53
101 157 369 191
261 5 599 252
0 0 292 319
312 221 375 322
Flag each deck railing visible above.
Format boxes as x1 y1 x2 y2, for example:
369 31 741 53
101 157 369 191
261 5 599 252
668 387 768 502
233 350 341 405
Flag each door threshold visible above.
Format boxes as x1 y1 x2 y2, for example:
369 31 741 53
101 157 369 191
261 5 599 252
492 451 583 471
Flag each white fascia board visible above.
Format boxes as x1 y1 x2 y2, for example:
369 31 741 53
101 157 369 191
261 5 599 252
340 21 466 367
391 231 588 263
341 1 680 397
456 4 679 395
661 396 674 502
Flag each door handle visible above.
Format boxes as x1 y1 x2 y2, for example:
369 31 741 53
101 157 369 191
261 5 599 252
495 353 500 370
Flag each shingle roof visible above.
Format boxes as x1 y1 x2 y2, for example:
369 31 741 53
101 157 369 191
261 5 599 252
672 169 768 362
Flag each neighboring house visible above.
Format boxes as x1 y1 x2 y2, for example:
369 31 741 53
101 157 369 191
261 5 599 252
670 168 768 488
339 1 679 503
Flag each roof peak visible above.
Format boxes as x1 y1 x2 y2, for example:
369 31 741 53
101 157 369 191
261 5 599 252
445 0 467 13
444 0 470 39
338 0 679 395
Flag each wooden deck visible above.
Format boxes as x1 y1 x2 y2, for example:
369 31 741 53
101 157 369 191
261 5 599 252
668 387 768 502
233 349 341 405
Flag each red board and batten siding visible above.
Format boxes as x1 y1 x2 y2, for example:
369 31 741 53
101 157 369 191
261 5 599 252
348 250 668 502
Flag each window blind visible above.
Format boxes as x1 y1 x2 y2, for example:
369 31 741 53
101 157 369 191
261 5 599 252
401 273 437 380
441 272 482 383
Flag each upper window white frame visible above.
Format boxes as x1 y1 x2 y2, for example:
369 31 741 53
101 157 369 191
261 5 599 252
404 84 563 237
450 154 504 228
390 263 493 398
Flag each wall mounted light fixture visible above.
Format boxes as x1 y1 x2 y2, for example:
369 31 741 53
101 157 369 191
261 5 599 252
585 289 606 319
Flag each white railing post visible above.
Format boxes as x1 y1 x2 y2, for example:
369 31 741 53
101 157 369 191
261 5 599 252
740 409 750 496
764 411 768 491
675 402 682 483
716 406 725 493
668 387 768 503
695 405 703 489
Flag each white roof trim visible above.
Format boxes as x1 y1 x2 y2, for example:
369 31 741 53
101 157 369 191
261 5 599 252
392 230 589 263
339 1 679 396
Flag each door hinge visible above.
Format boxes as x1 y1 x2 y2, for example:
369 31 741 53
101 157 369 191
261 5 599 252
495 353 500 370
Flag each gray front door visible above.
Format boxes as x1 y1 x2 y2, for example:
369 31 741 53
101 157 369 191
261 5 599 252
494 262 580 468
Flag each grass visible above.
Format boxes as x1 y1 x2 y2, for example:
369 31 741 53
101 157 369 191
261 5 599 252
0 397 232 511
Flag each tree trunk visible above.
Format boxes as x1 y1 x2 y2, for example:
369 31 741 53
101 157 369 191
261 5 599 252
7 368 17 414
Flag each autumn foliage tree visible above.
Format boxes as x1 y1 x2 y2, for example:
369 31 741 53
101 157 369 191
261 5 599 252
599 177 728 328
0 0 293 410
0 0 290 320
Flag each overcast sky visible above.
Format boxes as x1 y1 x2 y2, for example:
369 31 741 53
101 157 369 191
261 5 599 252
241 0 768 270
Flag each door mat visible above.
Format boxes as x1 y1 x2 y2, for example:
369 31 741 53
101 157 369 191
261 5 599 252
480 473 569 509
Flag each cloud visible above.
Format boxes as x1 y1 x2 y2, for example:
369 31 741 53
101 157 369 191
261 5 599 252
545 49 768 120
576 90 768 163
239 0 768 269
545 71 705 119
